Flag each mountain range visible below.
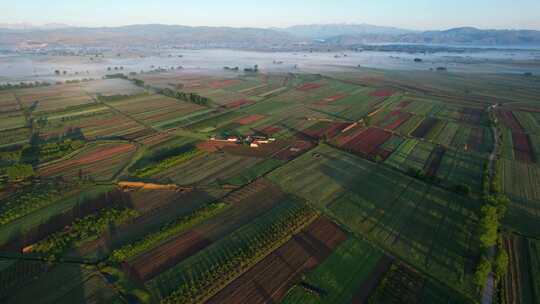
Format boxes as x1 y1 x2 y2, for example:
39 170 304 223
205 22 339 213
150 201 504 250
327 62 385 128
1 23 539 48
281 24 416 39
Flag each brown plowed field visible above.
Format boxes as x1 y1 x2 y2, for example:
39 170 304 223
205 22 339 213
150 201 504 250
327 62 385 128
498 109 524 131
236 114 266 125
123 179 285 281
205 217 347 304
297 83 324 91
196 140 238 152
512 132 534 163
124 230 212 282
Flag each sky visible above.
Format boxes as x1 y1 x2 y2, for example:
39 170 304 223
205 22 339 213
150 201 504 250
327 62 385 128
2 0 540 30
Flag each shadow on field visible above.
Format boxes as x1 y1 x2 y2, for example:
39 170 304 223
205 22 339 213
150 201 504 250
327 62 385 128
3 263 119 304
315 150 479 291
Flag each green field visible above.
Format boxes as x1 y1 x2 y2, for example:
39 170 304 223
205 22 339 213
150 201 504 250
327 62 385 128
270 145 480 297
501 159 540 236
281 236 383 304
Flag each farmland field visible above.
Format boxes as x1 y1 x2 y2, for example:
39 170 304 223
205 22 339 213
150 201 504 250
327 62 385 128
0 62 539 304
501 159 540 236
502 234 540 304
269 144 481 296
280 236 386 304
38 142 137 181
206 217 347 304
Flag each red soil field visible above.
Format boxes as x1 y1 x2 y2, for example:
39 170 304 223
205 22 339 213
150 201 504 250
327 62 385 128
334 126 366 147
498 109 524 131
371 148 393 161
512 132 534 163
297 83 324 91
395 100 412 110
369 88 396 97
410 117 439 138
226 99 254 109
205 217 347 304
208 79 241 89
273 137 316 161
236 114 266 125
378 111 412 130
197 140 238 152
259 125 282 136
342 127 392 157
424 147 446 176
317 93 348 105
124 230 212 282
302 122 351 140
39 143 136 177
74 144 134 164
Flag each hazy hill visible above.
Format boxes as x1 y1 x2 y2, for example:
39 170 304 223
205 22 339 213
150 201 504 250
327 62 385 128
1 24 539 49
323 27 540 46
281 23 415 39
0 24 300 48
398 27 540 45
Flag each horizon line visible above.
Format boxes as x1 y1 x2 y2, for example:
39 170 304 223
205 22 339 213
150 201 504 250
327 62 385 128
1 22 539 32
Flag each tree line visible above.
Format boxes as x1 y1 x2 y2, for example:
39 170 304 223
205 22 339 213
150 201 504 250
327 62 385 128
159 88 211 106
473 156 510 294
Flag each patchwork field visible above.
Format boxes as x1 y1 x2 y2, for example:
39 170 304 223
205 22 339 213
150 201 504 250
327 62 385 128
269 145 481 296
103 93 204 129
1 69 539 304
38 142 137 181
280 236 387 304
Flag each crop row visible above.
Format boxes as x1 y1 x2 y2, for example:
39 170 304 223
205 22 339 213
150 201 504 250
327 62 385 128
134 148 205 178
146 200 317 303
528 239 540 302
110 202 228 262
31 207 140 259
0 182 76 225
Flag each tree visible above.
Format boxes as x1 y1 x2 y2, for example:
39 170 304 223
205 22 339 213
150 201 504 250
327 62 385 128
473 256 492 290
132 79 145 87
484 194 510 220
494 195 510 219
6 163 34 182
494 247 509 282
478 205 499 248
